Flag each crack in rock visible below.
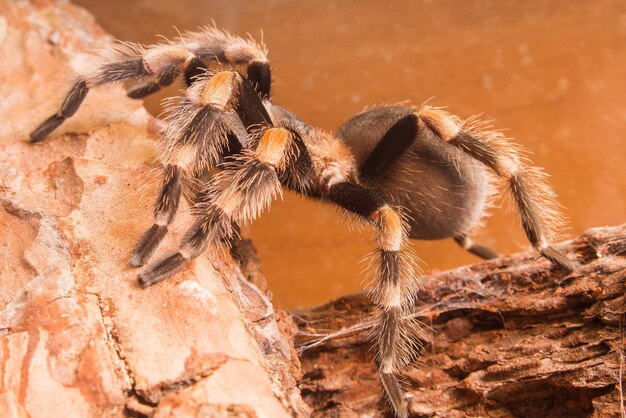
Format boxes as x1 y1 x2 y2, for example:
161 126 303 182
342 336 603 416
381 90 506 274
1 213 74 332
78 290 135 395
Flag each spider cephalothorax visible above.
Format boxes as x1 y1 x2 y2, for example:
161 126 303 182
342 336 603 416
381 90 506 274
30 26 578 418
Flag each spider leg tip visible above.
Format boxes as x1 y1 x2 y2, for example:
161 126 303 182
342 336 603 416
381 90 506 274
541 246 579 273
29 114 66 143
137 266 160 288
136 252 188 288
137 274 152 288
29 129 50 143
129 253 146 268
379 371 409 418
561 259 580 274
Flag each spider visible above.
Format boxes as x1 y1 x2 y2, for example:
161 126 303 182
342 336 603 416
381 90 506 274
30 26 578 418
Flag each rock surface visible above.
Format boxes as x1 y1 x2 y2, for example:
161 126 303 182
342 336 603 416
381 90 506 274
0 2 306 417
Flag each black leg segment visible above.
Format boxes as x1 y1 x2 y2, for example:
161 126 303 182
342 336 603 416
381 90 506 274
138 252 188 287
326 183 385 217
30 115 66 143
30 80 89 143
130 225 168 267
236 79 273 129
129 165 183 267
247 61 271 98
183 57 207 86
221 132 243 159
127 82 161 99
540 245 578 272
154 165 183 224
360 114 418 183
127 66 180 99
60 80 89 117
454 235 501 260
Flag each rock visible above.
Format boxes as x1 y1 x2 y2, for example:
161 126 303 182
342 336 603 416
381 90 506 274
0 1 307 417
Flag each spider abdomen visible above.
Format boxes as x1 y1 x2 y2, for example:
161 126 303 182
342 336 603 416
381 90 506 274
338 106 490 240
383 136 490 240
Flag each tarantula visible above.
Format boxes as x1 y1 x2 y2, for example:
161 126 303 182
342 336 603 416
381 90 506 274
30 26 578 417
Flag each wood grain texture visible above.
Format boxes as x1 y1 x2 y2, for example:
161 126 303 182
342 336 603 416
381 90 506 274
295 225 626 417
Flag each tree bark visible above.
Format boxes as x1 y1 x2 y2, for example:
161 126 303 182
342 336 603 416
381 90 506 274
295 224 626 417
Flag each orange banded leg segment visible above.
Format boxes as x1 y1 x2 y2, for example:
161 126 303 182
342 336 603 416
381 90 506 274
194 70 241 110
418 107 577 272
254 128 292 168
448 132 577 271
131 72 250 268
371 206 422 418
138 128 295 287
418 107 578 272
325 183 422 418
30 45 193 143
418 107 462 141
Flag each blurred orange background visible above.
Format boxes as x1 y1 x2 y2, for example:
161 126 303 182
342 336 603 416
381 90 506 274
75 0 626 308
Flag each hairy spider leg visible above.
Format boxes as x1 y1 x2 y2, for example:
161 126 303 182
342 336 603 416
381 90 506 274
130 70 272 266
126 63 181 98
28 79 90 142
130 164 183 267
421 108 578 272
183 26 271 97
30 27 273 143
30 45 191 142
138 126 294 286
325 111 445 417
325 181 424 418
30 44 192 142
246 61 271 98
135 52 271 98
